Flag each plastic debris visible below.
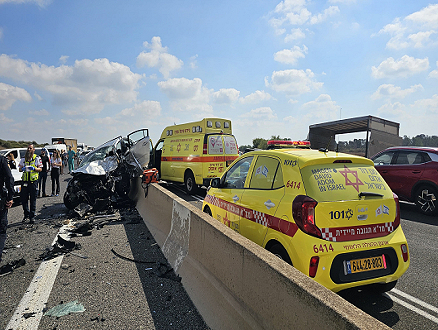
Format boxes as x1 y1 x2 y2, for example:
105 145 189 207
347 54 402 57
0 258 26 276
44 300 85 317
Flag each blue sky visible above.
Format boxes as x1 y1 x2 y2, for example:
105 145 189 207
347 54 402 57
1 0 438 148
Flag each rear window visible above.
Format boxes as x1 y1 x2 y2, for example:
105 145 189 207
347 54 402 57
300 163 393 202
223 135 238 155
208 135 224 155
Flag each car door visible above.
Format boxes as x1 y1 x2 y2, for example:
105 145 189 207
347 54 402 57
212 156 254 233
373 150 397 191
239 155 285 246
389 151 427 199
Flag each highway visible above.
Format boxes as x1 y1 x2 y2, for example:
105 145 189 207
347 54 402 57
163 182 438 330
1 176 437 329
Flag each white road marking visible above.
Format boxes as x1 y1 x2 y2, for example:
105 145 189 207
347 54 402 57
384 289 438 325
6 222 74 330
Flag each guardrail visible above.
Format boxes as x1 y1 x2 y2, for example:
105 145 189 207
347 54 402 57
133 181 390 330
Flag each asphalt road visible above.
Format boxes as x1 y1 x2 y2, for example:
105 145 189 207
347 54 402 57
2 175 437 330
163 182 438 330
0 174 209 330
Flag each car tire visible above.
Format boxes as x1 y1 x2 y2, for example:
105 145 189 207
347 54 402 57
414 185 438 216
184 171 197 194
367 280 397 294
203 206 212 216
268 243 292 265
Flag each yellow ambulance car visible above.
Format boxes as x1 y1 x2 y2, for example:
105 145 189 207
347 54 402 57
202 142 410 293
153 118 239 194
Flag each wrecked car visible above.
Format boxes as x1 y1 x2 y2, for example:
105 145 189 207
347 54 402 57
63 129 152 212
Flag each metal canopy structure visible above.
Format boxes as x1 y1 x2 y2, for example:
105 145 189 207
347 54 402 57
308 115 402 158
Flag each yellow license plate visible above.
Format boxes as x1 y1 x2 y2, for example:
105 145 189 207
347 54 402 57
344 255 386 274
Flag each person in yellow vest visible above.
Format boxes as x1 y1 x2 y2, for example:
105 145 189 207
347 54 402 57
18 144 42 224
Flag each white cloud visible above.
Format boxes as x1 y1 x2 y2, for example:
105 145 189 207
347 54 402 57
265 69 323 95
0 82 32 110
0 54 142 115
274 45 308 65
429 61 438 78
301 94 340 120
411 94 438 112
239 90 272 104
377 5 438 50
136 36 183 78
310 6 339 25
29 109 49 116
0 0 52 7
59 55 69 64
284 28 305 42
328 0 355 3
158 77 213 114
371 55 429 79
120 100 161 118
378 102 407 116
241 107 277 120
371 84 423 100
269 0 340 35
0 112 12 123
189 55 198 69
211 88 240 104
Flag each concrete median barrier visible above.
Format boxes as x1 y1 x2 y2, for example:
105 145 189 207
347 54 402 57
134 182 390 330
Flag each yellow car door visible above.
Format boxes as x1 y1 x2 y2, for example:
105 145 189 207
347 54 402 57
208 156 254 233
239 155 285 246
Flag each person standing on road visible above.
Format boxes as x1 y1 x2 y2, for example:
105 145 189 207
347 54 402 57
7 153 16 169
18 144 42 224
38 149 50 197
67 146 76 174
51 150 62 196
0 155 14 263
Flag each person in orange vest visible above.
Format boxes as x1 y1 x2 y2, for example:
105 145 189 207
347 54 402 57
18 144 42 224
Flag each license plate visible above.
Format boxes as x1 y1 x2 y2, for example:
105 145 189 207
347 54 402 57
344 255 386 275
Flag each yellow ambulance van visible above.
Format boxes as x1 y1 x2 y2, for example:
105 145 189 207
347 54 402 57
153 118 239 194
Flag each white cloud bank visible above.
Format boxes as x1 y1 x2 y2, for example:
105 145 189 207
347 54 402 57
371 55 429 79
265 69 323 95
0 82 32 110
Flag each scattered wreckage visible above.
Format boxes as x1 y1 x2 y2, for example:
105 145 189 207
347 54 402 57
63 129 152 213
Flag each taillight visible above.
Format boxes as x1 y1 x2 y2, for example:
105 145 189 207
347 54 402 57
393 192 400 229
292 195 321 238
309 256 319 278
203 143 208 154
401 244 409 262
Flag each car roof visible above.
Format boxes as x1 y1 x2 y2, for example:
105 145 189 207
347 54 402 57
381 146 438 153
243 148 373 168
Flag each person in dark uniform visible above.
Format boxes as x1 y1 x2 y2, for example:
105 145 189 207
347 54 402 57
0 155 14 263
38 149 50 197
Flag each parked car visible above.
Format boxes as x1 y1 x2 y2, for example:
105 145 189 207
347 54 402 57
202 143 409 293
371 146 438 216
63 129 152 212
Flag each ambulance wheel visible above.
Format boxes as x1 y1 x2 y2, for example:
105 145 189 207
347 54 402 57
203 206 212 216
184 171 197 194
268 244 292 265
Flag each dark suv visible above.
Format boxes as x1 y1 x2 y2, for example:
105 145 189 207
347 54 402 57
372 146 438 216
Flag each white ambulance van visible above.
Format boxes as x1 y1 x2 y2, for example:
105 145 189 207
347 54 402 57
153 118 239 194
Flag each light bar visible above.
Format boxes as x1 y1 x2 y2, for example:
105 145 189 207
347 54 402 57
267 140 311 146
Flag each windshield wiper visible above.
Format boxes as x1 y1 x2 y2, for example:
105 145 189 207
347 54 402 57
359 192 384 198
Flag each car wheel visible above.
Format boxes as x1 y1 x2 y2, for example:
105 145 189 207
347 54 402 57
268 244 292 265
184 171 197 194
415 185 438 216
203 206 212 216
63 190 80 210
367 280 397 294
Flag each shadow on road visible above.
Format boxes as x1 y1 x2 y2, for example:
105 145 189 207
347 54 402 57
339 288 400 328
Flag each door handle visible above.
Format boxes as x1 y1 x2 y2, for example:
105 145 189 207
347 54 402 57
412 171 421 174
264 200 275 209
233 195 239 202
380 170 387 173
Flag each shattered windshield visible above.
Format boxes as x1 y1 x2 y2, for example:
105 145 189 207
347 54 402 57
77 137 121 170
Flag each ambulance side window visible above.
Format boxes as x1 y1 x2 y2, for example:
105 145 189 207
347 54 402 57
249 156 282 190
222 156 254 189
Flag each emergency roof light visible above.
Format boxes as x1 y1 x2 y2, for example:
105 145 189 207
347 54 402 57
267 140 311 147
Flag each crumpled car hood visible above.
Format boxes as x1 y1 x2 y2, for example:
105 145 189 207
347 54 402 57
73 155 118 176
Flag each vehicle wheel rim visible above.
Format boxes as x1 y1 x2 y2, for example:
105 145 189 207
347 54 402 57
187 177 193 191
417 189 437 213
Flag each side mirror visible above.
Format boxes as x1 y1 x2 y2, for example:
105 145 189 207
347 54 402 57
210 178 221 188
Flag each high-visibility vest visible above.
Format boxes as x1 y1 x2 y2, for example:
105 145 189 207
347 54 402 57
22 154 39 182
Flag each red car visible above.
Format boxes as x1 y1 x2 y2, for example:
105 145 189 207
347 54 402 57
371 146 438 216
